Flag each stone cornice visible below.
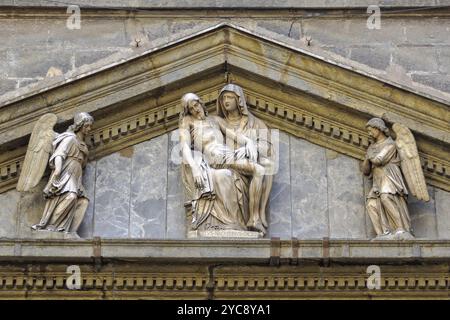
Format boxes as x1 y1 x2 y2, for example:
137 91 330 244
1 239 450 262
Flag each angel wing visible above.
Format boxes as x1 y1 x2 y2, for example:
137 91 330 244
16 113 57 192
392 123 430 201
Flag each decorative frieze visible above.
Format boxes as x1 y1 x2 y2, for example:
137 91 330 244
0 263 448 299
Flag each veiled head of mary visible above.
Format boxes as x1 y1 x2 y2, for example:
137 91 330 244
217 84 249 120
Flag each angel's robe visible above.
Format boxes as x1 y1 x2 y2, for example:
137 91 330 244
365 136 411 235
43 132 88 198
35 132 89 232
366 136 408 198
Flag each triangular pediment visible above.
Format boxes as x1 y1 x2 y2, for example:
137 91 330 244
0 23 448 193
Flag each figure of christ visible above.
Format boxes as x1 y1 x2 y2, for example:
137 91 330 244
179 93 266 234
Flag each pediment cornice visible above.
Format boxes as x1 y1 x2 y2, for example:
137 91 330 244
0 24 448 193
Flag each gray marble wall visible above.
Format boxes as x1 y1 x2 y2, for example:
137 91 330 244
0 130 449 240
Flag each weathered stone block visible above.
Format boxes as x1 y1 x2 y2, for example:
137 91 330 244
78 161 96 239
0 79 17 96
137 19 171 41
345 18 406 44
327 153 366 239
0 20 37 52
350 46 392 70
435 188 450 239
409 186 437 239
393 47 439 73
0 189 20 238
17 180 47 238
404 19 450 45
437 48 450 74
17 79 40 89
169 20 215 38
46 19 129 49
363 176 377 239
257 20 300 40
319 45 350 59
75 50 119 68
302 18 405 47
410 74 450 93
268 131 292 238
290 137 328 239
94 150 132 238
4 47 74 78
129 135 168 239
302 19 355 46
166 130 186 239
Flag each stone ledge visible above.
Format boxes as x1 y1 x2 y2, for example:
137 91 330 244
29 230 81 240
0 239 449 262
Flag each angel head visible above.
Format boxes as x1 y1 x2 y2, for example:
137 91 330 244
366 117 389 140
68 112 94 136
180 93 207 121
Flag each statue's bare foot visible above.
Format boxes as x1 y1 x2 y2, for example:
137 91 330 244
31 224 43 231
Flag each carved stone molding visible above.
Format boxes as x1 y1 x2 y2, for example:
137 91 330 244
0 266 448 299
0 238 449 299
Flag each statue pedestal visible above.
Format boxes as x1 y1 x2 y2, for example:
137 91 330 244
188 229 263 239
31 230 81 240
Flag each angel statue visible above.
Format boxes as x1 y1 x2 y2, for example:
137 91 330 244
16 112 94 237
362 118 429 240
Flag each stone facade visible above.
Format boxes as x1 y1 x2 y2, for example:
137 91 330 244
2 2 450 95
0 1 449 300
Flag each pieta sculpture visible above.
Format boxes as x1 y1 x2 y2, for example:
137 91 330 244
179 85 275 237
16 112 94 237
362 118 429 240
